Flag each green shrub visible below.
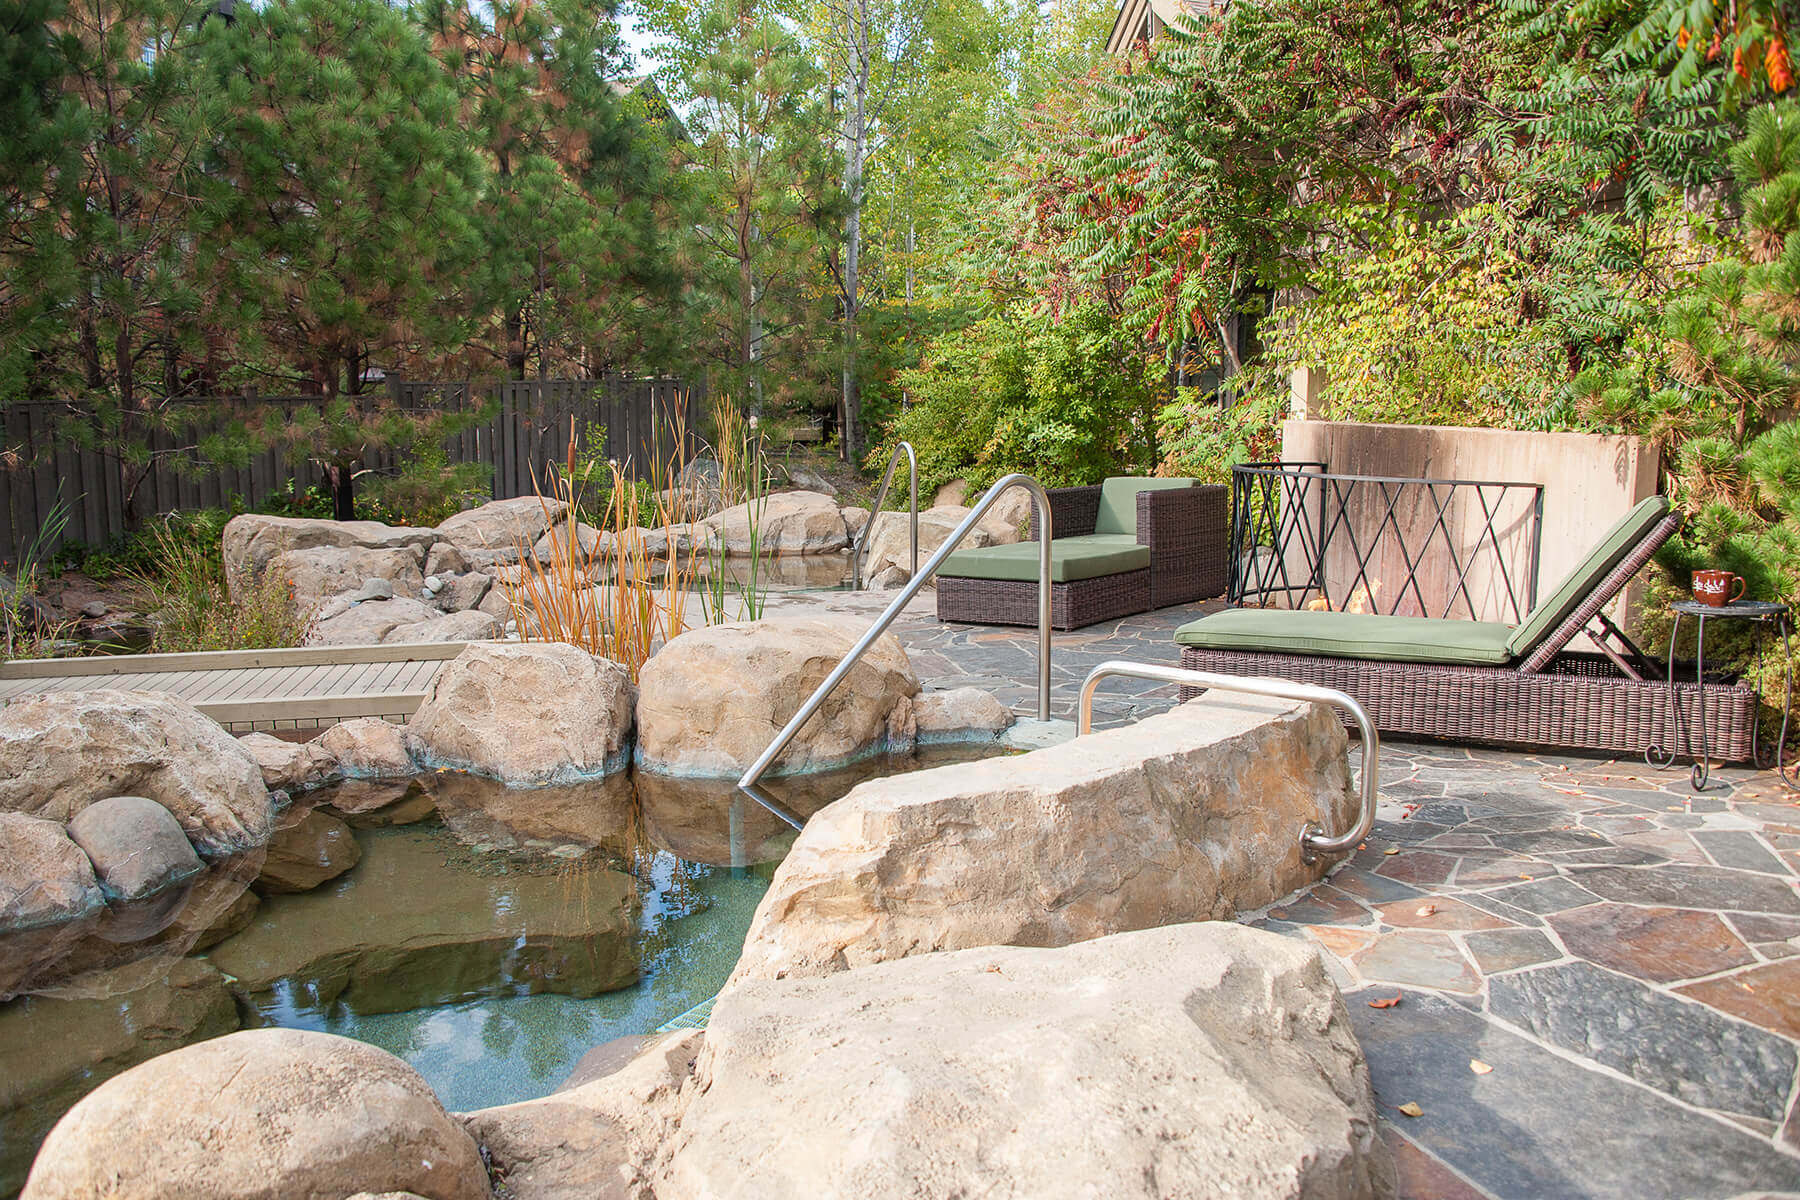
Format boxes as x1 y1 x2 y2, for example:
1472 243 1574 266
136 521 312 652
874 303 1168 498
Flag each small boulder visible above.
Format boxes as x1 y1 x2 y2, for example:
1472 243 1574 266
432 571 494 614
66 796 204 902
840 505 870 537
782 464 837 496
636 618 918 777
384 610 502 644
867 564 908 590
255 807 360 894
407 643 634 784
0 690 270 857
437 496 568 558
862 504 995 580
0 813 104 933
703 490 847 556
21 1028 489 1200
636 522 707 557
222 514 436 599
237 733 340 793
659 925 1392 1199
317 718 416 778
265 545 425 613
306 595 443 646
908 686 1015 743
425 541 471 577
931 477 968 507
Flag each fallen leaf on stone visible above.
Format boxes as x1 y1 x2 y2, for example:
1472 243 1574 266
1397 1102 1424 1118
1416 904 1438 917
1519 874 1532 880
1367 992 1403 1009
1383 847 1400 856
1470 1059 1493 1075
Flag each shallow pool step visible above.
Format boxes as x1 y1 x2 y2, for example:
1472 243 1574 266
656 994 717 1032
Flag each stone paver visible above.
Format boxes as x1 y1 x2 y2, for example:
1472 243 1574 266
877 600 1800 1199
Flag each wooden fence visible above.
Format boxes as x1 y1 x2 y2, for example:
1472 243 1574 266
0 376 701 562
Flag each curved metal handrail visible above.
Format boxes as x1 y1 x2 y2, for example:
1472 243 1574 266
851 441 917 588
1076 660 1378 863
740 473 1053 790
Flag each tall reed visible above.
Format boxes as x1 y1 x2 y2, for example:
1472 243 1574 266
698 395 770 625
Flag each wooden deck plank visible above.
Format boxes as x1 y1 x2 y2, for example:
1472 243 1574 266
203 668 286 703
264 663 339 699
182 669 257 703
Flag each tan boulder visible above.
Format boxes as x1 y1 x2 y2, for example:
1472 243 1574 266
306 596 442 645
21 1028 489 1200
407 643 634 784
702 490 847 556
839 505 870 537
861 504 997 580
0 690 270 857
728 693 1353 987
265 544 426 613
0 813 103 933
237 733 341 793
221 514 435 599
931 477 968 507
531 520 610 565
907 686 1015 743
317 717 416 778
431 571 494 614
459 1030 701 1200
0 959 240 1196
980 486 1036 542
67 796 203 902
254 806 360 894
431 771 635 853
437 496 568 558
384 609 502 644
659 924 1391 1200
635 618 918 778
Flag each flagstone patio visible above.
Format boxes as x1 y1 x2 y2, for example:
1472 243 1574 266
891 602 1800 1200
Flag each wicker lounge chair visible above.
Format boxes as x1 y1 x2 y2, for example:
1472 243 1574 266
936 477 1228 630
1174 495 1761 759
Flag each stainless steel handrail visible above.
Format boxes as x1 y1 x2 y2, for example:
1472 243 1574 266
1076 660 1379 863
740 473 1053 790
852 441 917 588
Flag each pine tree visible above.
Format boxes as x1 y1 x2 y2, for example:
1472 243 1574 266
198 0 490 518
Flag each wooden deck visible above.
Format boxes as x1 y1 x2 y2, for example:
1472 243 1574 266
0 642 477 732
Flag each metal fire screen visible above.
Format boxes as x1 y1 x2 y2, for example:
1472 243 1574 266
1228 462 1546 622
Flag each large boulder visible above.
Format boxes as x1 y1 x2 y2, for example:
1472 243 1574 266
21 1028 489 1200
265 544 427 613
0 959 240 1196
222 514 436 599
531 521 610 566
66 796 203 902
729 693 1354 986
407 643 634 784
635 618 918 777
437 496 569 562
430 771 635 854
206 826 637 1014
907 686 1015 743
703 490 848 556
306 595 443 646
460 1031 701 1200
431 571 495 614
658 924 1391 1199
0 690 270 857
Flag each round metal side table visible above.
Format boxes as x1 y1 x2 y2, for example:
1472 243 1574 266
1646 599 1795 790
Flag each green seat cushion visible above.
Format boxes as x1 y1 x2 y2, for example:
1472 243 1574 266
1174 608 1516 666
1503 495 1671 659
940 535 1151 583
1094 477 1199 536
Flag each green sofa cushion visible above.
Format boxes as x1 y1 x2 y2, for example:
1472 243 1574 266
1503 494 1671 659
1094 477 1199 536
1174 608 1516 666
940 535 1152 583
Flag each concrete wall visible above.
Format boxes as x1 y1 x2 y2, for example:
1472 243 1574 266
1274 421 1660 630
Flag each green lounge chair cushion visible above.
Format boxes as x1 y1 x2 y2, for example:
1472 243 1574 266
1093 477 1199 536
940 535 1152 583
1503 494 1671 659
1174 608 1516 666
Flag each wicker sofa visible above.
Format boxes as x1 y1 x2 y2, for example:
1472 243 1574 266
936 478 1228 630
1173 495 1761 759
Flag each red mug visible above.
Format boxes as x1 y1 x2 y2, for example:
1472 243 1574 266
1692 569 1746 607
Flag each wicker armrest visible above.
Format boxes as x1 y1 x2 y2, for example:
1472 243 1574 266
1028 486 1100 540
1138 484 1229 606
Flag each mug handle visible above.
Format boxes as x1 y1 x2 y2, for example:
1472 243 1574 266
1731 576 1747 603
